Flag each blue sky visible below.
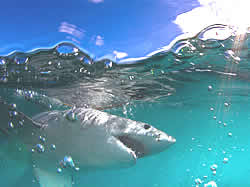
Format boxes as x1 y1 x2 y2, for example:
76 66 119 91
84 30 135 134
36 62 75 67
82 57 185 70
0 0 249 60
0 0 200 58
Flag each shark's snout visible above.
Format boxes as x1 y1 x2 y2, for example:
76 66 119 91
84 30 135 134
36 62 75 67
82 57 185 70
156 132 176 143
115 124 176 159
142 131 176 157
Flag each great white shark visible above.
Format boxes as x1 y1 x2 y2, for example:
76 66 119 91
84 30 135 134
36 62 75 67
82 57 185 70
0 98 176 187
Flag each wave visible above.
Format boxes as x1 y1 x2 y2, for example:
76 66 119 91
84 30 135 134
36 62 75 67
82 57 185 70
0 24 249 109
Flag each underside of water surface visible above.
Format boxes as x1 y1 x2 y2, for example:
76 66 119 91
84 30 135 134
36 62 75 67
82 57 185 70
0 24 250 186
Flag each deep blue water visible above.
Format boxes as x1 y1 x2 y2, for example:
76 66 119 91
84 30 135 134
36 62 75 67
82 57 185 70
0 24 250 186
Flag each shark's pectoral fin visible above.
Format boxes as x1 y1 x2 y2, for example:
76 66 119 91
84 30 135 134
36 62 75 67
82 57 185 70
33 168 73 187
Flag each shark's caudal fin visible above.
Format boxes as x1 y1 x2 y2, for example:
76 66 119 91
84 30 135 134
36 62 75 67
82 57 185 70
34 168 73 187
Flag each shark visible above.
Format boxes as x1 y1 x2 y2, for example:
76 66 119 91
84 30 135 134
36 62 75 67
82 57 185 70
0 97 176 187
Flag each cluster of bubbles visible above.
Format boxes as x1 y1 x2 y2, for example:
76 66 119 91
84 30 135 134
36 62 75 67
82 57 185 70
57 155 80 174
31 135 80 174
27 109 80 175
31 135 54 154
0 41 117 88
191 82 238 186
195 179 217 187
15 88 70 111
7 103 25 130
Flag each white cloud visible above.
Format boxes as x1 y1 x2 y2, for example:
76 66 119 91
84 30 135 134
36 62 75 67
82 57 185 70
113 50 128 59
174 0 250 35
88 0 104 4
95 35 104 46
59 22 85 39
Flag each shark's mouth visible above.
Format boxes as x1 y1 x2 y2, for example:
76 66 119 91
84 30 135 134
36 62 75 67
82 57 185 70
116 135 145 158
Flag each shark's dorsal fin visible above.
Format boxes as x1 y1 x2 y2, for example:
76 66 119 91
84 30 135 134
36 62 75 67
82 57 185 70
34 168 73 187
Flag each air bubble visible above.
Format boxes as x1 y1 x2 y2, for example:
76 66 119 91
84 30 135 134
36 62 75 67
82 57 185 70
218 92 222 96
199 39 222 49
25 93 33 100
56 43 78 55
57 168 62 173
50 144 56 150
75 167 80 171
40 71 51 75
39 136 46 143
80 56 92 65
18 120 24 126
208 85 213 91
210 164 217 171
195 178 202 184
198 24 232 41
172 41 197 58
0 59 6 65
14 56 29 65
204 181 217 187
61 155 75 168
56 62 62 69
9 111 18 118
9 103 17 110
0 76 8 83
8 122 14 128
36 144 45 153
223 157 229 163
105 61 113 68
225 50 241 62
127 75 134 81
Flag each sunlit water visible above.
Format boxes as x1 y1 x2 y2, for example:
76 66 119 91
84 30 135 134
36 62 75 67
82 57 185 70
0 24 250 186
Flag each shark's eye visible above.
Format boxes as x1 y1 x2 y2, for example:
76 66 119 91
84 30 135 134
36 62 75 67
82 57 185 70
144 124 151 130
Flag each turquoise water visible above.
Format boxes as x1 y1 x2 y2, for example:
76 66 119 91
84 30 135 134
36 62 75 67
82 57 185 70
0 24 250 186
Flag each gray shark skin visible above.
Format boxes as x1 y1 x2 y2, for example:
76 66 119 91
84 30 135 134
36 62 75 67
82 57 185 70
0 99 176 187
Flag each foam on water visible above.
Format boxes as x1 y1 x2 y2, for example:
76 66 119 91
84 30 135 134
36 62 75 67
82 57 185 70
1 24 250 186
